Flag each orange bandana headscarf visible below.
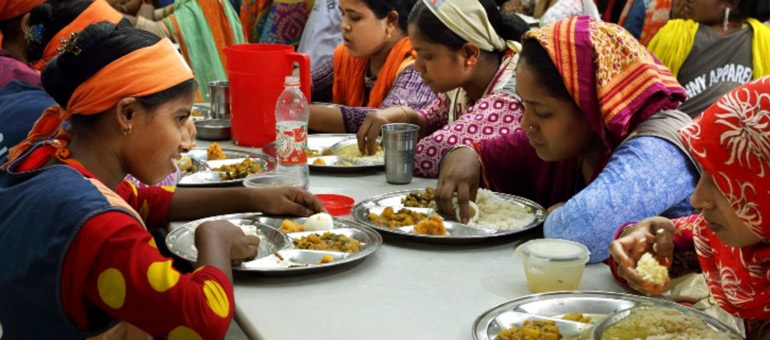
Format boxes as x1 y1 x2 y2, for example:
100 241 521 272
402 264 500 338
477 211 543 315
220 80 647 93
3 38 194 169
0 0 44 21
332 37 415 109
31 0 123 70
678 76 770 320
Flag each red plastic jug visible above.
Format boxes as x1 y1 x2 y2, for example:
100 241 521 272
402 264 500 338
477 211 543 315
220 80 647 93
225 44 311 147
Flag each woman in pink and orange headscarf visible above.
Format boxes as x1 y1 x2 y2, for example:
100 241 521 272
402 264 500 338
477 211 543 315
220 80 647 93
610 76 770 339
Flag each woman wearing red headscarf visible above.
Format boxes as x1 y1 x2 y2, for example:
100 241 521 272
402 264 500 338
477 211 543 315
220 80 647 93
0 0 45 88
610 76 770 340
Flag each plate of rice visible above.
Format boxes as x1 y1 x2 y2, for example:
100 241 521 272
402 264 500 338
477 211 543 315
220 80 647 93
353 188 545 243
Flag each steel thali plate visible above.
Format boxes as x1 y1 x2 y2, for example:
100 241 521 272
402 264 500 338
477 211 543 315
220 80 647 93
178 147 275 186
353 189 545 243
472 291 742 340
166 213 382 274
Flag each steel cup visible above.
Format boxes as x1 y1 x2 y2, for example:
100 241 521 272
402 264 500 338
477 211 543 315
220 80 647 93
381 123 419 184
208 80 230 119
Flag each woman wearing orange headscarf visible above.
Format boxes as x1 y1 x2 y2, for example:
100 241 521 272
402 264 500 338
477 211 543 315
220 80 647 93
0 0 45 88
610 76 770 340
308 0 435 134
0 23 324 340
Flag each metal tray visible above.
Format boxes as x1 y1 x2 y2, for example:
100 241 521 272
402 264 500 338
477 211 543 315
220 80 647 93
178 147 275 186
308 134 384 172
472 291 742 340
353 189 545 243
166 213 382 274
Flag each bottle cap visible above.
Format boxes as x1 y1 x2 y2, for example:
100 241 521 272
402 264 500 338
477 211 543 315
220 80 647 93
284 76 300 87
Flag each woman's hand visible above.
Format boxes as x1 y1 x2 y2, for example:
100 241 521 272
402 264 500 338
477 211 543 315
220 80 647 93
609 217 675 295
194 220 260 281
356 106 409 156
249 187 327 217
436 147 480 224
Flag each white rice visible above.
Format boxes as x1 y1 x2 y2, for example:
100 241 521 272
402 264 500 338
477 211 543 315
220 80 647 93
472 189 535 231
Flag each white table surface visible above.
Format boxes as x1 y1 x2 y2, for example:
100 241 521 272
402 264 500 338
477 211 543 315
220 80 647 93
184 139 625 340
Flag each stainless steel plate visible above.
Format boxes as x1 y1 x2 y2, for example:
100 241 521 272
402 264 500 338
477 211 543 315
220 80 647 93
353 189 545 243
472 291 742 340
178 147 275 186
166 213 383 274
307 134 384 172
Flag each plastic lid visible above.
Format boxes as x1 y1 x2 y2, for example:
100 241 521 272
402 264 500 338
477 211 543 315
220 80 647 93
517 239 590 262
242 173 304 188
316 194 354 216
284 76 300 87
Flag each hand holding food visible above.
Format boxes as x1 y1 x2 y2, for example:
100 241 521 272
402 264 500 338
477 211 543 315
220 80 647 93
609 217 675 295
436 147 480 224
249 187 327 217
195 220 260 262
357 107 409 156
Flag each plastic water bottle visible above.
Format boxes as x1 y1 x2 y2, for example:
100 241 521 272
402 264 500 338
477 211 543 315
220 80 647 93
274 76 310 189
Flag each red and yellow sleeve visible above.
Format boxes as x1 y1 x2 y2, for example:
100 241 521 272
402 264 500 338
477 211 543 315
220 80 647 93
61 211 233 339
116 181 175 229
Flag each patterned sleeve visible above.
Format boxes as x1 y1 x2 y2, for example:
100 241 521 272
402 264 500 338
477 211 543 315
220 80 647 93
311 58 334 102
340 65 437 133
416 93 450 134
414 93 523 178
540 0 584 26
544 137 699 263
116 181 175 230
61 212 233 339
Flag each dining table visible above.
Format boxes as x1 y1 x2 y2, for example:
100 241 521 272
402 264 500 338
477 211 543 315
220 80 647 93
173 138 626 340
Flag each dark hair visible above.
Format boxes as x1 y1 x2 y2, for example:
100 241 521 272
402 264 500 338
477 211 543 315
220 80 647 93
362 0 417 32
27 0 93 62
41 22 196 111
731 0 770 22
407 0 530 52
0 14 25 41
518 39 570 100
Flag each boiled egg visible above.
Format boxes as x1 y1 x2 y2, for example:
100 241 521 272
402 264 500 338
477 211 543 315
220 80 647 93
303 213 334 231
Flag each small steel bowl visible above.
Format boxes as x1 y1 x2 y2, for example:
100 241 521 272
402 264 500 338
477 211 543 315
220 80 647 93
195 119 231 141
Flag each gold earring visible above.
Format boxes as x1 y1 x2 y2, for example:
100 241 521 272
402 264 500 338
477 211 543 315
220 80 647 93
122 125 132 136
465 58 476 67
386 27 393 39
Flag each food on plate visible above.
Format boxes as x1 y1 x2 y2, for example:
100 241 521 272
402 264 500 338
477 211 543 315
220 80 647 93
207 142 226 160
635 253 670 294
600 306 739 340
368 207 428 228
281 219 304 233
304 213 334 231
308 149 322 157
178 156 198 174
469 189 536 231
213 158 263 180
453 199 480 223
316 254 334 265
337 143 384 159
312 158 326 165
495 320 560 340
293 232 361 252
402 187 436 208
561 313 592 323
413 215 446 236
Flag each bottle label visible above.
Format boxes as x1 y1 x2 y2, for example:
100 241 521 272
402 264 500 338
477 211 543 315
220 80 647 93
275 122 307 165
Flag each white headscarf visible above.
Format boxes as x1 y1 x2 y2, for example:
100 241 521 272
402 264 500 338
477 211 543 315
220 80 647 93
421 0 521 53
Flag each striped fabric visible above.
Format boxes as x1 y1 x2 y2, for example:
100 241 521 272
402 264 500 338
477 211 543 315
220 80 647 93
523 16 686 150
161 0 246 102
